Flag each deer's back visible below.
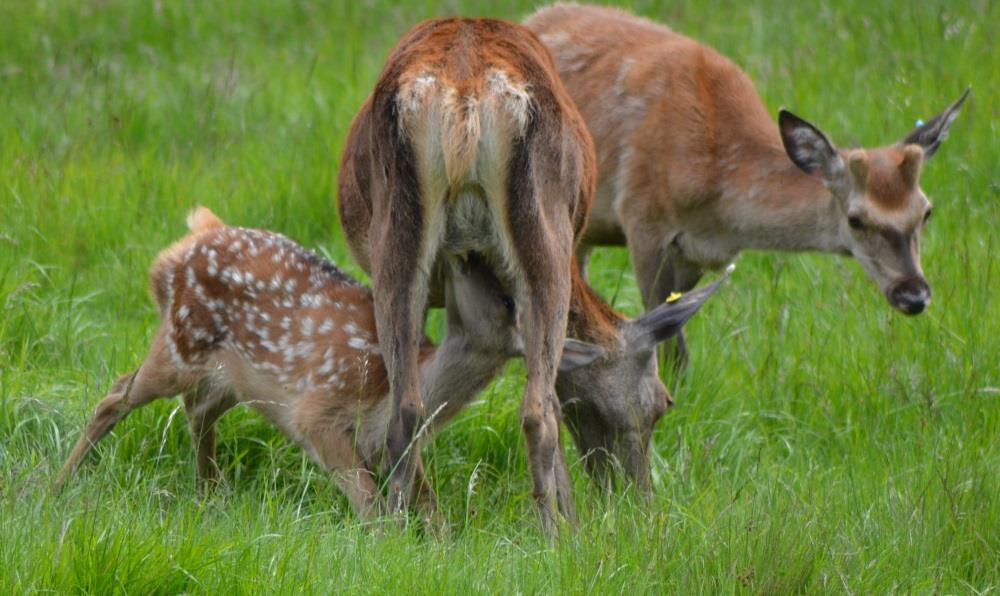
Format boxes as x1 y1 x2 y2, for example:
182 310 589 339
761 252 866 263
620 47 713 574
526 4 780 231
339 16 595 278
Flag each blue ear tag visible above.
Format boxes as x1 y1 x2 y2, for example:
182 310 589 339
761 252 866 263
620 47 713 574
916 119 925 127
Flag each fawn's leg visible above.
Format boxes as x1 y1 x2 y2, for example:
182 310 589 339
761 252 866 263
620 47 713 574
301 424 380 521
182 382 237 485
54 338 190 492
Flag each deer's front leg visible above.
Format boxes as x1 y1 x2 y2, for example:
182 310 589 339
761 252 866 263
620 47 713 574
625 219 703 374
308 426 381 521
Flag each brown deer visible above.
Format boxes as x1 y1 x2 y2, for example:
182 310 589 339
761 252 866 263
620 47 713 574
337 17 597 534
53 208 531 520
337 17 731 532
526 4 969 361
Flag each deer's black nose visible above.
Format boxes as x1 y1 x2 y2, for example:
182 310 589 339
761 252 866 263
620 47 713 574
890 278 930 315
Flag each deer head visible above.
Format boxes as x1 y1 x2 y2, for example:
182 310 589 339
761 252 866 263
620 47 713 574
553 266 732 492
778 89 969 315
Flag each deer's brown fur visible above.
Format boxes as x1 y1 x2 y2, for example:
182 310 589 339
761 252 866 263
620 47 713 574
526 3 968 345
338 17 597 534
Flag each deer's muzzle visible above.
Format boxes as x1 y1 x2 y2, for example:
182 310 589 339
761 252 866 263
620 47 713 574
889 277 931 315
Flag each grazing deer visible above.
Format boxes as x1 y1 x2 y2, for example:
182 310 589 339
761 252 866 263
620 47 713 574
338 17 731 531
526 4 969 360
53 208 528 520
551 260 732 492
337 17 597 534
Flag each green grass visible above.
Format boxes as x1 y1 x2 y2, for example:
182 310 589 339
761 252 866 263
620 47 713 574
2 0 998 592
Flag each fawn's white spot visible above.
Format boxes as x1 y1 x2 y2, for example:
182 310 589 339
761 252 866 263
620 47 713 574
192 282 208 302
318 318 335 334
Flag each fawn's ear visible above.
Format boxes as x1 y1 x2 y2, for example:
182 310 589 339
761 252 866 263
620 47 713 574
900 87 970 160
629 265 733 353
558 339 606 372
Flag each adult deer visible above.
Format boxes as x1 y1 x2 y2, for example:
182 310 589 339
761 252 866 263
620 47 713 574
338 17 730 532
53 208 526 520
337 17 596 534
526 4 968 360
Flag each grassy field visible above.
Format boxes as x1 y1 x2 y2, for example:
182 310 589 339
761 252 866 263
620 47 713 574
2 0 998 592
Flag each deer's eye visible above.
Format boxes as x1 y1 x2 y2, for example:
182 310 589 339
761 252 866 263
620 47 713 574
848 216 865 230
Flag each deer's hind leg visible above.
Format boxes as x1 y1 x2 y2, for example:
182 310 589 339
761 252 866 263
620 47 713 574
369 131 447 517
501 144 578 536
54 331 192 492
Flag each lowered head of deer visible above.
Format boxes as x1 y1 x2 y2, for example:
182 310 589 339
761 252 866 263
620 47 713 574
778 89 969 315
551 264 733 494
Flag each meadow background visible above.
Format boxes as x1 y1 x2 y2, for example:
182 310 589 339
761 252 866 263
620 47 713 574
1 0 997 592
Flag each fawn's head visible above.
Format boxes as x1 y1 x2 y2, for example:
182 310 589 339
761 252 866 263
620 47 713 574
779 89 969 315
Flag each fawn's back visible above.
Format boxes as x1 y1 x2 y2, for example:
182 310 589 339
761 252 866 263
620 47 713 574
149 215 416 460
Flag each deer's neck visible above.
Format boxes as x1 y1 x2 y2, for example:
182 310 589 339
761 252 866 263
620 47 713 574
420 334 508 430
715 135 847 255
566 264 626 346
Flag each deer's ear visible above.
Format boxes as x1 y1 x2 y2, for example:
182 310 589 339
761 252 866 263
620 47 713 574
900 87 969 160
630 266 733 353
779 110 845 183
559 339 605 372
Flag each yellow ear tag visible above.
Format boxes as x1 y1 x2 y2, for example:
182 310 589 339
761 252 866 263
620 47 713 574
666 291 683 303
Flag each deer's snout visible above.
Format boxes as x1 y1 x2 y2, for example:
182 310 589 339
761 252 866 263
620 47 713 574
889 277 931 315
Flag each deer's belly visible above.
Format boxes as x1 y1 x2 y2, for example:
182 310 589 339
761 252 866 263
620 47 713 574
675 231 740 269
